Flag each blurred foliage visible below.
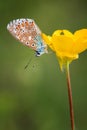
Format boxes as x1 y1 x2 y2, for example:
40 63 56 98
0 0 87 130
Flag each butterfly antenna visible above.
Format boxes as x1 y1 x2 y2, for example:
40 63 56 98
24 55 35 69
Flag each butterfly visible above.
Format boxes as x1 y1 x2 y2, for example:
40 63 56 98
7 18 48 56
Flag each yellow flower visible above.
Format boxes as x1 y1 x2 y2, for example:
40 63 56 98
42 29 87 70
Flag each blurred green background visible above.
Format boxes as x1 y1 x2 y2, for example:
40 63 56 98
0 0 87 130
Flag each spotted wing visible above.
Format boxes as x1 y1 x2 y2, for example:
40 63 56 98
7 18 42 50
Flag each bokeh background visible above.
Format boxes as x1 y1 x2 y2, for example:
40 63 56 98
0 0 87 130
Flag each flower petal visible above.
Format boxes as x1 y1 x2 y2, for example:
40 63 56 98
42 33 55 51
74 29 87 40
73 29 87 53
52 32 75 57
53 30 74 38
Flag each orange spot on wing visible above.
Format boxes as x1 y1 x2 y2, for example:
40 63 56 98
18 24 21 28
25 21 29 26
21 22 25 27
16 24 21 30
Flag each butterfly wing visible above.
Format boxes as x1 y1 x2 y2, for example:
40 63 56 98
7 18 47 56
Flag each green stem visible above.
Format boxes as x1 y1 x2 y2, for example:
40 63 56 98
66 62 75 130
